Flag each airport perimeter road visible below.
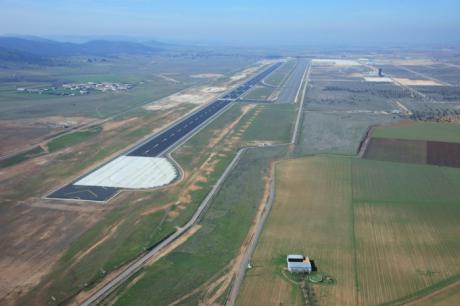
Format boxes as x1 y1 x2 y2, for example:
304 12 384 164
276 58 310 104
225 160 277 306
80 149 247 306
226 61 311 306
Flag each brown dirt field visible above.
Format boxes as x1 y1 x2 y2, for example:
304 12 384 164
72 220 123 264
364 136 460 168
427 141 460 168
392 59 436 66
404 280 460 306
0 105 195 305
140 203 174 217
364 138 427 164
143 84 228 111
0 202 104 305
102 117 140 131
393 78 442 86
0 116 93 156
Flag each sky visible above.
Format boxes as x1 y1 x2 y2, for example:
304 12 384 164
0 0 459 46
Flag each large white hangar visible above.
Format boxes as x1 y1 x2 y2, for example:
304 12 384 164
75 156 178 189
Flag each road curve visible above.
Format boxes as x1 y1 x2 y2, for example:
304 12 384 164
81 149 247 306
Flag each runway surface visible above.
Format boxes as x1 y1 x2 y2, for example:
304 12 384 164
47 62 281 202
276 58 309 103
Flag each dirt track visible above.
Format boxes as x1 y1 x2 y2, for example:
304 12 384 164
403 280 460 305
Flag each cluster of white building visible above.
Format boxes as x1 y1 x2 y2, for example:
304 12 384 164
17 82 132 96
62 82 132 93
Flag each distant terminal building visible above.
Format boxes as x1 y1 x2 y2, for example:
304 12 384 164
378 68 384 77
287 254 312 273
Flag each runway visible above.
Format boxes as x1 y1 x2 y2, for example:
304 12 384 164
47 62 281 202
276 58 309 103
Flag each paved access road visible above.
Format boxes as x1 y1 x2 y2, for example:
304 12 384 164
276 58 310 103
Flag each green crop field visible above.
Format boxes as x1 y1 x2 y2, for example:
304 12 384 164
372 122 460 143
237 156 356 306
0 146 45 169
46 127 102 152
237 155 460 306
243 85 275 101
242 104 295 144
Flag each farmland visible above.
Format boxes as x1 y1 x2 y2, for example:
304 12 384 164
372 121 460 143
364 122 460 168
237 155 460 306
3 49 460 306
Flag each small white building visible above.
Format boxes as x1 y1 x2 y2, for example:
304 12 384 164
287 254 312 273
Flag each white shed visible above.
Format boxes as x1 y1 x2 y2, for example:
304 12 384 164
287 254 312 273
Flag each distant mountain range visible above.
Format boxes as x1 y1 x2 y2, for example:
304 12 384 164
0 36 166 63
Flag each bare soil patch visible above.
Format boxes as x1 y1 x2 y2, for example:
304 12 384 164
0 203 104 305
191 73 224 79
103 117 140 132
393 78 442 86
0 116 92 156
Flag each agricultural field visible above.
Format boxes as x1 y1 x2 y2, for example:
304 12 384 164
364 122 460 168
372 121 460 143
297 111 396 156
237 156 356 306
237 155 460 306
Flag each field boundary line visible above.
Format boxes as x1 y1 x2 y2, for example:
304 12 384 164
225 157 279 306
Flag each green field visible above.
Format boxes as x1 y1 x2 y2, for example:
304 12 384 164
237 156 460 306
373 122 460 143
242 104 295 144
243 85 275 101
264 60 296 87
0 146 45 168
108 146 288 305
297 111 396 156
46 127 102 152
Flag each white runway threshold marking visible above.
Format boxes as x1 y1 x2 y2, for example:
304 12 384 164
75 156 177 189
